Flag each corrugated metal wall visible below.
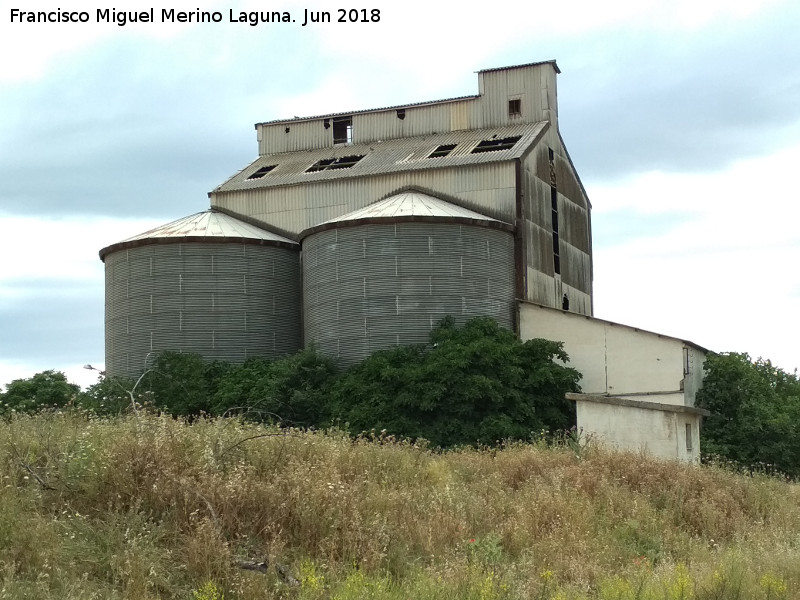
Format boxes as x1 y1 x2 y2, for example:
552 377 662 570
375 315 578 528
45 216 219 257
522 133 593 314
105 242 301 378
303 222 515 365
213 163 517 236
256 62 560 155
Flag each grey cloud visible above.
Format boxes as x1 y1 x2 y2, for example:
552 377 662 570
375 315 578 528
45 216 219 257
0 281 104 365
554 10 800 182
0 32 326 219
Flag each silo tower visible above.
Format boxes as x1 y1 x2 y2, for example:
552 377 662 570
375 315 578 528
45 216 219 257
300 190 516 366
100 209 301 378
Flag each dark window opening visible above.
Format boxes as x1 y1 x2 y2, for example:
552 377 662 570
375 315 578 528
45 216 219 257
471 136 522 154
551 185 560 275
333 116 353 144
247 165 277 179
683 347 691 375
562 294 569 311
548 147 554 161
396 109 406 120
427 144 457 159
508 98 521 117
306 155 365 173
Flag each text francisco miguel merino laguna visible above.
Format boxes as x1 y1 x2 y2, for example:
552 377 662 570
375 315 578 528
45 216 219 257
8 8 381 27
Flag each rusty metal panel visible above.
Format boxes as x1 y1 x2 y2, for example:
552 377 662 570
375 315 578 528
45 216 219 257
559 198 590 252
303 222 515 366
555 154 586 209
559 242 592 293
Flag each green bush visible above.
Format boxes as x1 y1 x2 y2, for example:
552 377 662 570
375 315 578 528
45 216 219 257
138 352 233 416
211 347 338 425
328 317 580 447
0 370 80 415
696 352 800 477
90 317 580 447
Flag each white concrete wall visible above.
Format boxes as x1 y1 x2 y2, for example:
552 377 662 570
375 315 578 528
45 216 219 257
518 302 705 406
576 399 702 463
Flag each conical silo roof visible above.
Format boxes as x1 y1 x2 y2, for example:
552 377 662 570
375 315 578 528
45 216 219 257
100 209 297 260
300 190 513 239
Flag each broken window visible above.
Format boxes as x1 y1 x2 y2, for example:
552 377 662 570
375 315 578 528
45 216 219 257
470 136 522 154
508 98 521 117
246 165 277 179
332 116 353 144
427 144 457 159
306 155 365 173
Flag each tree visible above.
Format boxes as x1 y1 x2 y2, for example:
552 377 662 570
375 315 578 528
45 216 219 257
139 352 232 416
211 348 338 425
696 352 800 477
328 317 581 447
0 370 80 415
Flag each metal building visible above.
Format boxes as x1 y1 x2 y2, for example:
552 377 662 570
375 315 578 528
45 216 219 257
210 60 593 317
101 60 594 372
100 210 301 378
300 190 515 364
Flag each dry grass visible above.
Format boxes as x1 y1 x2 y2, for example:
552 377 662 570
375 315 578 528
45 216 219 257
1 411 798 599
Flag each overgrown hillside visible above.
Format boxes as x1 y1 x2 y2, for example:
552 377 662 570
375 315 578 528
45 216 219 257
1 412 797 599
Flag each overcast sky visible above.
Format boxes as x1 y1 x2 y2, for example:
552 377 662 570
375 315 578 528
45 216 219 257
1 0 799 389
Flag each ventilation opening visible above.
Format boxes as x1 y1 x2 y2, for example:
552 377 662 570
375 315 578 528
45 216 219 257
306 155 365 173
427 144 457 159
247 165 277 179
471 136 522 154
508 98 521 117
685 423 694 452
683 347 691 375
333 116 353 144
551 185 560 275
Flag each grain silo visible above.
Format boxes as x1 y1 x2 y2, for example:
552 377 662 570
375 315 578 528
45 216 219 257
100 209 301 378
300 190 516 365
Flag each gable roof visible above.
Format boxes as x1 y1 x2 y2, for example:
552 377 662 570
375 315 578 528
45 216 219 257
212 121 549 194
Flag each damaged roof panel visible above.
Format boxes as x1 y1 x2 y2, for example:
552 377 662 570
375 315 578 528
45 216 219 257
213 121 548 194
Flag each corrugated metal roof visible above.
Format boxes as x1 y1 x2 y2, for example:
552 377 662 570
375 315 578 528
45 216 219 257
256 95 477 127
299 190 514 239
120 210 296 243
214 122 548 194
322 191 504 224
478 60 560 74
100 209 297 260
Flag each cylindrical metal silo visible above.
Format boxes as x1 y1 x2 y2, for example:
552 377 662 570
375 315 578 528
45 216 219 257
99 209 301 378
300 191 515 366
